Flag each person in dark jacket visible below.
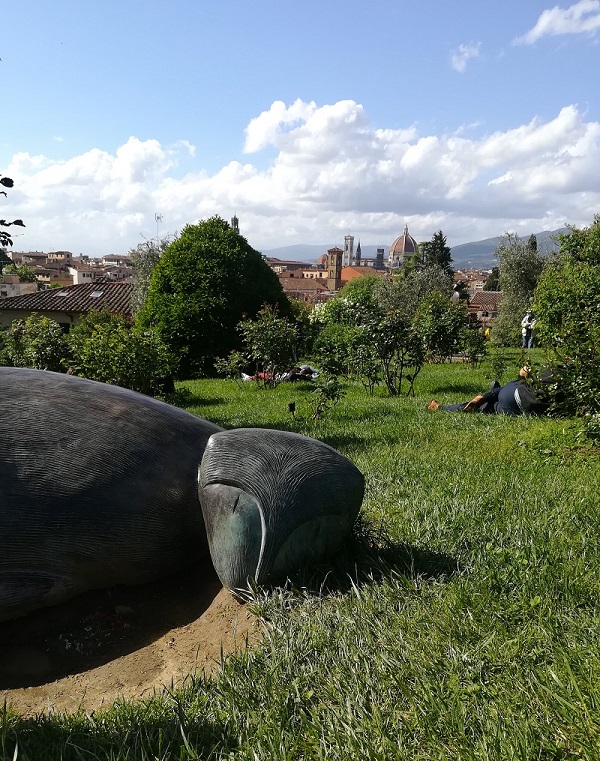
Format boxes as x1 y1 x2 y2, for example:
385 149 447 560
427 368 549 416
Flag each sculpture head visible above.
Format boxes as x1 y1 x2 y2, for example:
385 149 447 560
198 429 364 593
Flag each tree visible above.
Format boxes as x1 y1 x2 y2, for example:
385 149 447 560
373 264 453 319
337 274 384 307
483 267 500 291
420 230 453 274
491 233 545 346
137 216 289 377
415 292 468 362
3 263 38 283
0 174 25 248
533 216 600 417
129 238 171 315
363 311 424 396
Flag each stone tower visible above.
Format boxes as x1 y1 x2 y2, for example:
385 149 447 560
343 235 354 267
326 247 343 291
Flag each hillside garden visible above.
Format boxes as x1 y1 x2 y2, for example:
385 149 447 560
1 218 599 758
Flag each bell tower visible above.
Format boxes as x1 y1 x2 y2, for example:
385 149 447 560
326 247 343 291
343 235 354 267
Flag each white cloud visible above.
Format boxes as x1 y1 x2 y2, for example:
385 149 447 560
3 99 600 256
450 43 481 73
514 0 600 44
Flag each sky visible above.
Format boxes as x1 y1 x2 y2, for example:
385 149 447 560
2 0 600 258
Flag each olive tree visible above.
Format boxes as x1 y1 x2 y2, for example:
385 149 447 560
491 233 545 346
129 237 172 315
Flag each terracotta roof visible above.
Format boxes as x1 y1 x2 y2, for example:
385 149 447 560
341 266 387 277
279 277 329 292
265 257 309 266
468 290 502 310
0 281 133 317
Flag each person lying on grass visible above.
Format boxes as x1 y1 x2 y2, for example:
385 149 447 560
427 367 550 416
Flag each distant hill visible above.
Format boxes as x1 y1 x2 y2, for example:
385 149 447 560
262 229 568 268
449 229 567 269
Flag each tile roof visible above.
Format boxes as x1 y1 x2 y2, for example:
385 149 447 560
279 278 330 292
0 281 133 317
468 290 502 310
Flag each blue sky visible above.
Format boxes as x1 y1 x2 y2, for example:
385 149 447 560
2 0 600 256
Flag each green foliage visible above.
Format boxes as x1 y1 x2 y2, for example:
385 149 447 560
485 348 510 385
374 264 453 318
137 216 289 377
492 233 545 346
312 322 359 377
237 304 297 387
483 266 500 291
305 372 345 419
0 173 26 248
534 216 600 418
214 350 248 387
2 314 67 371
129 238 170 315
3 263 38 283
415 293 468 362
362 311 424 396
0 248 12 269
68 312 173 395
311 290 382 329
420 229 453 274
336 274 383 309
346 332 381 394
459 323 488 368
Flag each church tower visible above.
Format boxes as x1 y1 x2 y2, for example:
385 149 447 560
326 247 343 291
343 235 354 267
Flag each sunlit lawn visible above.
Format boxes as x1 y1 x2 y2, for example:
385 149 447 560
3 353 600 760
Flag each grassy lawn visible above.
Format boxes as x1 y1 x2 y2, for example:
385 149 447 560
3 355 600 759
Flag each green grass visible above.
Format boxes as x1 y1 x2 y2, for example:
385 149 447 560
3 357 600 759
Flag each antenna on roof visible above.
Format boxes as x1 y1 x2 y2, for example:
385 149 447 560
154 213 163 249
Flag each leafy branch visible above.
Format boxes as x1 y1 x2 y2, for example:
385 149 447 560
0 175 26 248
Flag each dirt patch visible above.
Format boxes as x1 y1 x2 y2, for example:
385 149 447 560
0 561 259 717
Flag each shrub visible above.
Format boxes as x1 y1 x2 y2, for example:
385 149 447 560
236 304 297 388
415 293 468 362
68 312 173 395
2 315 67 371
533 216 600 417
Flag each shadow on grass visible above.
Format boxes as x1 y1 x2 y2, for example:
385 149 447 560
265 515 459 601
163 388 228 409
430 383 484 397
1 697 237 760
